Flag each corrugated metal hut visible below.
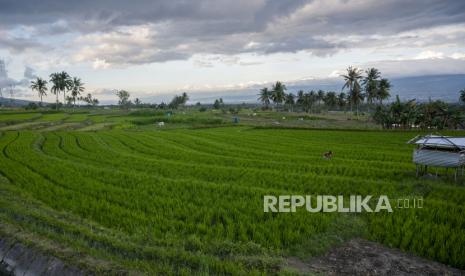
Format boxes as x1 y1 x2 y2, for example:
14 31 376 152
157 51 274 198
408 134 465 180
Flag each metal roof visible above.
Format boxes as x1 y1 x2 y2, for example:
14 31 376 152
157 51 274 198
408 134 465 150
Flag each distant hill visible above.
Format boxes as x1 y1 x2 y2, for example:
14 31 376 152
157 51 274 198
142 74 465 104
389 74 465 102
0 97 39 107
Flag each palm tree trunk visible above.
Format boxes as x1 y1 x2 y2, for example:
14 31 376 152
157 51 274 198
56 93 59 110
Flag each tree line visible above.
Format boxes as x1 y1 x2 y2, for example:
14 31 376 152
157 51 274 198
258 67 392 114
115 90 189 109
258 66 465 130
373 95 465 129
30 71 98 109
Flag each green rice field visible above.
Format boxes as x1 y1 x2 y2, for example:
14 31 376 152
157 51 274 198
0 110 464 274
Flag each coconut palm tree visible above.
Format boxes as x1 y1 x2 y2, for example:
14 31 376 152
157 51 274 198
71 77 85 108
342 66 363 115
323 91 337 109
271 81 286 109
258 87 272 109
378 78 391 104
337 92 346 111
49 73 61 109
284 93 295 112
30 77 48 106
350 83 364 115
362 68 380 105
50 71 72 109
460 89 465 105
296 90 305 109
317 90 325 106
303 91 317 113
60 71 72 105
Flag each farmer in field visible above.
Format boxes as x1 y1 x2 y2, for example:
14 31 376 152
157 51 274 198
323 150 333 159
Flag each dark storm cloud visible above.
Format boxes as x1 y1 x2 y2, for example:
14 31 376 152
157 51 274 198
1 0 465 65
2 0 463 33
0 0 266 31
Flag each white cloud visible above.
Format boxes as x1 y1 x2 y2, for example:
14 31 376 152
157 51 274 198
450 52 465 60
414 50 445 60
92 58 110 69
328 70 342 78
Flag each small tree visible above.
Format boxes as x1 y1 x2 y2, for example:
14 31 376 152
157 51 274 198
212 98 224 110
213 99 220 109
80 93 99 106
116 90 131 109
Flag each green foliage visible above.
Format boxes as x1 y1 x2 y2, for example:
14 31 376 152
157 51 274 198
373 97 465 129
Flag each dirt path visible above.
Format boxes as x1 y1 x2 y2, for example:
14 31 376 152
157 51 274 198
286 238 464 275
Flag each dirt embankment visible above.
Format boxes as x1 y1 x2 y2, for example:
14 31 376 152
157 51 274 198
286 238 464 276
0 238 87 276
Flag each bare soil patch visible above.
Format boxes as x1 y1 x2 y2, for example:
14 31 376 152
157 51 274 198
286 238 464 275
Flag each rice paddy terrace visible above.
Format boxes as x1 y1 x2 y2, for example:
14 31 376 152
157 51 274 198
0 110 464 274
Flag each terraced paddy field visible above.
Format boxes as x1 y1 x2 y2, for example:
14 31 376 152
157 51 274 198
0 123 464 274
0 110 147 132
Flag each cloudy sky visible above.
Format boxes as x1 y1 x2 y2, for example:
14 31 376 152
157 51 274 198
1 0 465 103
